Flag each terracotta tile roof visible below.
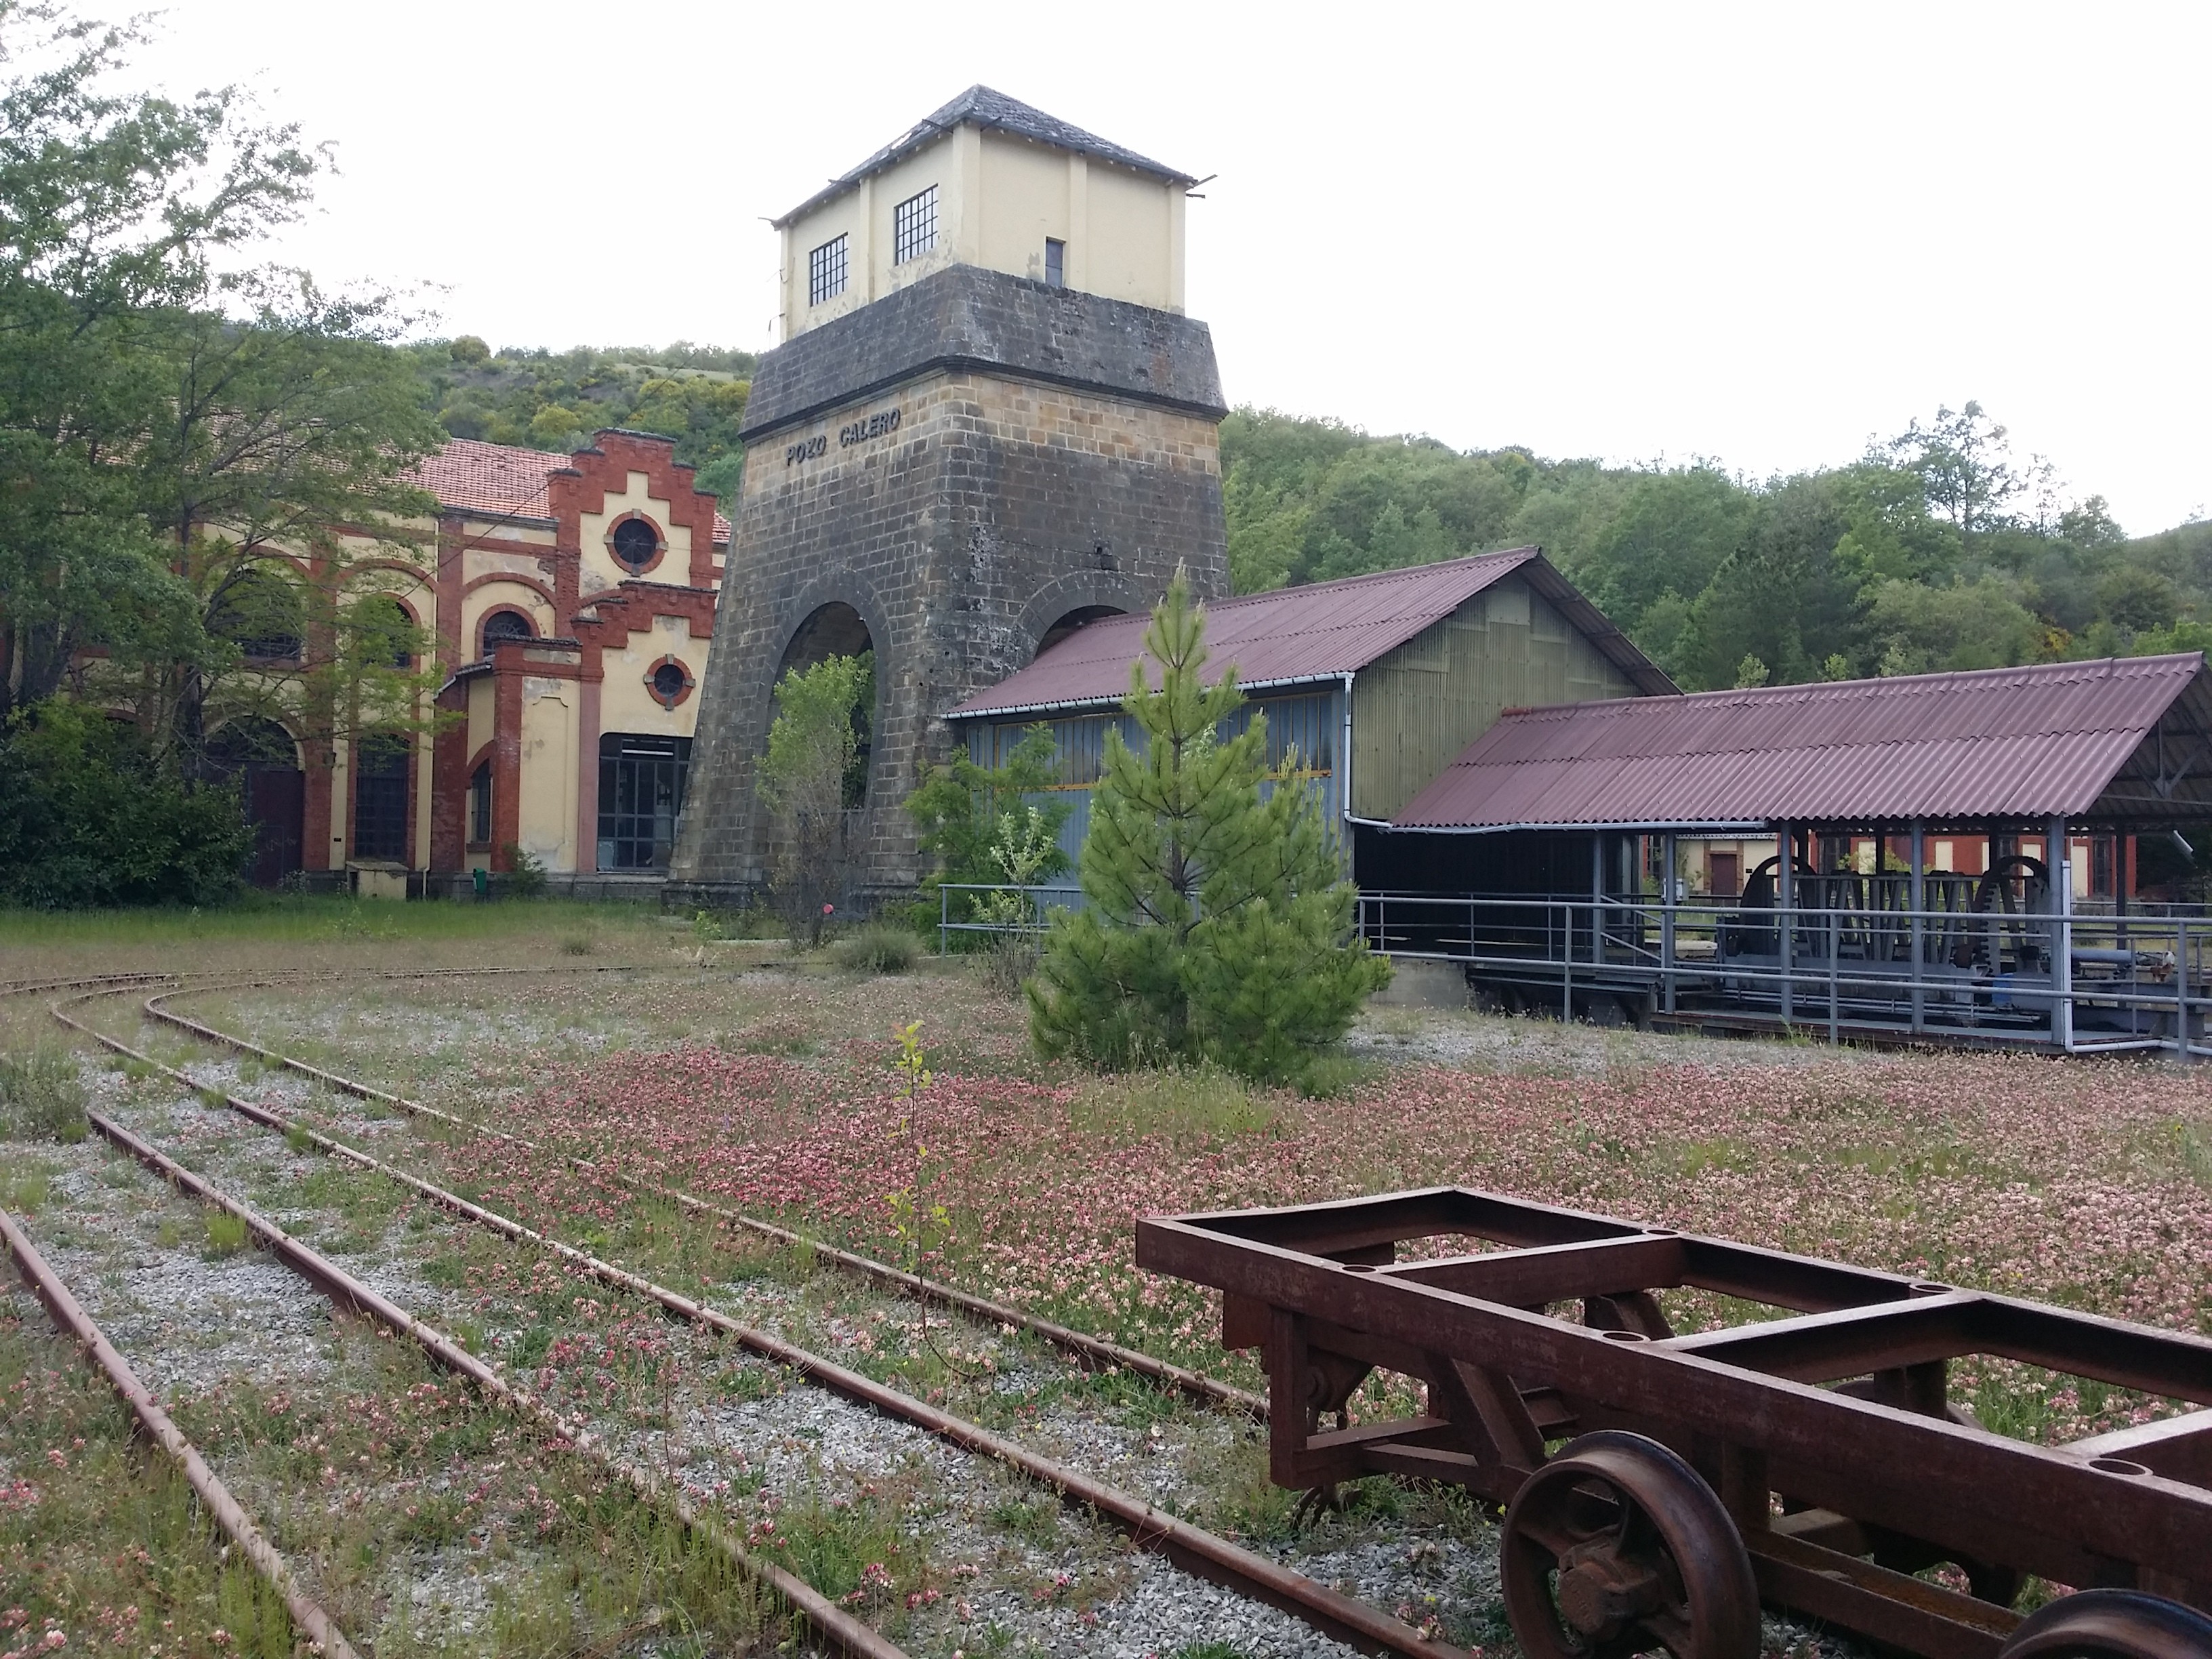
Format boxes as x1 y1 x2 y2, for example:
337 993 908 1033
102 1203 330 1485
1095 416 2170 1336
408 438 731 542
948 550 1674 720
1393 653 2212 830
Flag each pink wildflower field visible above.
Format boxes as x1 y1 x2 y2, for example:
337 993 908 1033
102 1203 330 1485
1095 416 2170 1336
451 1033 2212 1449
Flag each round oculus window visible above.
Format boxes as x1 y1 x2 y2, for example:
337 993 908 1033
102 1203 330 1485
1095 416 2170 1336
611 517 659 571
650 660 691 708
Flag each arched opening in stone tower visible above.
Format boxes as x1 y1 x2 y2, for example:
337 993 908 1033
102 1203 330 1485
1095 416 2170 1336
775 602 875 807
1037 605 1125 657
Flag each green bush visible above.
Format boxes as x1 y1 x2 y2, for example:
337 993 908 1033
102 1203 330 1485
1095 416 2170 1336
0 1046 89 1143
0 703 251 907
830 923 922 974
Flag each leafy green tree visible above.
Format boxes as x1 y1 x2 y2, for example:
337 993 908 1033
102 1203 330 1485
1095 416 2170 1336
0 5 320 720
1027 571 1389 1083
1566 465 1753 630
904 722 1070 931
1866 576 2043 676
756 652 871 945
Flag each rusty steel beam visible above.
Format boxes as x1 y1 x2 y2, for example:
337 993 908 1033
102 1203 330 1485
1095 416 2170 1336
0 1206 363 1659
2065 1412 2212 1486
1377 1233 1690 1303
1658 1292 1982 1381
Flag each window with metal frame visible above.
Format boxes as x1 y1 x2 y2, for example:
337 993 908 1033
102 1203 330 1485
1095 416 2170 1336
808 234 848 306
469 761 492 846
596 733 691 871
352 734 410 863
893 186 937 265
480 609 533 657
1044 237 1065 287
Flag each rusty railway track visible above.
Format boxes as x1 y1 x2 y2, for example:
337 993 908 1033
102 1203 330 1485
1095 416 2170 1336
0 1204 364 1659
136 970 1268 1420
49 970 1461 1659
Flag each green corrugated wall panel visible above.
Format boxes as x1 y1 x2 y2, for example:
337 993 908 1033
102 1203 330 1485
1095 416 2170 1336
1350 576 1639 821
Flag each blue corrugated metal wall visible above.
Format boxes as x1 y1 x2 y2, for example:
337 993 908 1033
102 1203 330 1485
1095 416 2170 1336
961 687 1347 886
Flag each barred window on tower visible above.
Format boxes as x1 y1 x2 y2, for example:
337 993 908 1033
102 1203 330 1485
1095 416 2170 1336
808 234 848 307
893 186 937 264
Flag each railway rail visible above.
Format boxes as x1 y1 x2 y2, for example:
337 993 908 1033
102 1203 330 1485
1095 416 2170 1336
0 1202 363 1659
132 972 1265 1420
36 970 1462 1659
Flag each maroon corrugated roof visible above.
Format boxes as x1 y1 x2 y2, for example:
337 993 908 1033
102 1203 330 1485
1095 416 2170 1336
949 550 1672 718
1394 653 2212 829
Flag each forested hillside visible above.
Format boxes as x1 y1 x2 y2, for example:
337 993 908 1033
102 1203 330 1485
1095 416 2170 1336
412 337 756 504
408 338 2208 695
1220 405 2212 691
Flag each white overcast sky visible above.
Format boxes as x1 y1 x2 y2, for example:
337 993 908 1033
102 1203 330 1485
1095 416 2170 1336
138 0 2209 533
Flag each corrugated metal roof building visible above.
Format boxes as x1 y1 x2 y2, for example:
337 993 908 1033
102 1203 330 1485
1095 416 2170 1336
944 550 1673 873
1395 653 2212 832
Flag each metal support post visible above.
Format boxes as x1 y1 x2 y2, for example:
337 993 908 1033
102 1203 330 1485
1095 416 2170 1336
1562 898 1574 1023
1828 907 1841 1044
1909 821 1926 1034
1590 833 1604 970
2180 916 2193 1063
1777 820 1795 1027
1662 832 1677 1015
2047 815 2073 1052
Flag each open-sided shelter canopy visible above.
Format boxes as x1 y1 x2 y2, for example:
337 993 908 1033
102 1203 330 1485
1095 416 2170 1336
1393 653 2212 836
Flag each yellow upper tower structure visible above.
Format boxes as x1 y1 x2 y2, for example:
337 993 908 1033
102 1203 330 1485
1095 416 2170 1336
772 85 1195 339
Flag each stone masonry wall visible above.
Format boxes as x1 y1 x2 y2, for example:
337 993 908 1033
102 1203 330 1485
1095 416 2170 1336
669 270 1228 903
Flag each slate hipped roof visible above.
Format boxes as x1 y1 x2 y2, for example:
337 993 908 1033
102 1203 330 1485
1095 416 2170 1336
408 437 729 543
949 550 1675 720
1393 653 2212 831
773 85 1196 229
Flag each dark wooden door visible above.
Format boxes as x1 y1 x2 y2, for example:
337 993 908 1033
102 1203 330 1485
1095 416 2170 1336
245 766 304 886
1709 851 1740 898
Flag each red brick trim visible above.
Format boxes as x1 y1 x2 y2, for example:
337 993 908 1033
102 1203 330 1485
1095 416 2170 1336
644 653 695 710
430 678 470 871
435 516 466 673
546 430 723 593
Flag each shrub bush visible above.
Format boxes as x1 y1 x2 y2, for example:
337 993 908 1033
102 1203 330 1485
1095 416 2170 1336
0 1047 89 1143
0 703 251 907
831 923 922 974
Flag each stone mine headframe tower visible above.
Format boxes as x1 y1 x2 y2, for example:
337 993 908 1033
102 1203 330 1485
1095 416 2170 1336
668 87 1229 905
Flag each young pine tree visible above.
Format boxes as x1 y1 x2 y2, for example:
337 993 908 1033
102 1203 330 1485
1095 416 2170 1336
1027 569 1389 1083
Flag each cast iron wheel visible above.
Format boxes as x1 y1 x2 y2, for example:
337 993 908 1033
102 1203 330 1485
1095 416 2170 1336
1501 1431 1759 1659
1998 1590 2212 1659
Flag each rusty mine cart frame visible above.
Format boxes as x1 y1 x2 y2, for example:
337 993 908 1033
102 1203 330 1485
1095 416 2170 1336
1136 1188 2212 1659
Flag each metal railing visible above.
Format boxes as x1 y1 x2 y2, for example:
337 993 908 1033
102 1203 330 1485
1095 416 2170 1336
936 883 1084 952
1356 888 2207 1059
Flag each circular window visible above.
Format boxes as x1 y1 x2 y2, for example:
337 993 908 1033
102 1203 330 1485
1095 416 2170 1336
647 655 693 710
611 517 660 573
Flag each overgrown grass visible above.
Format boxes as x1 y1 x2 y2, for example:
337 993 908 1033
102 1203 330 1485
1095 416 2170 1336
0 1045 87 1142
0 1302 289 1655
0 893 665 949
830 924 923 974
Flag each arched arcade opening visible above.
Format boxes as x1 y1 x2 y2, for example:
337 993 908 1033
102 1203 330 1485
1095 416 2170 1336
775 602 876 807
